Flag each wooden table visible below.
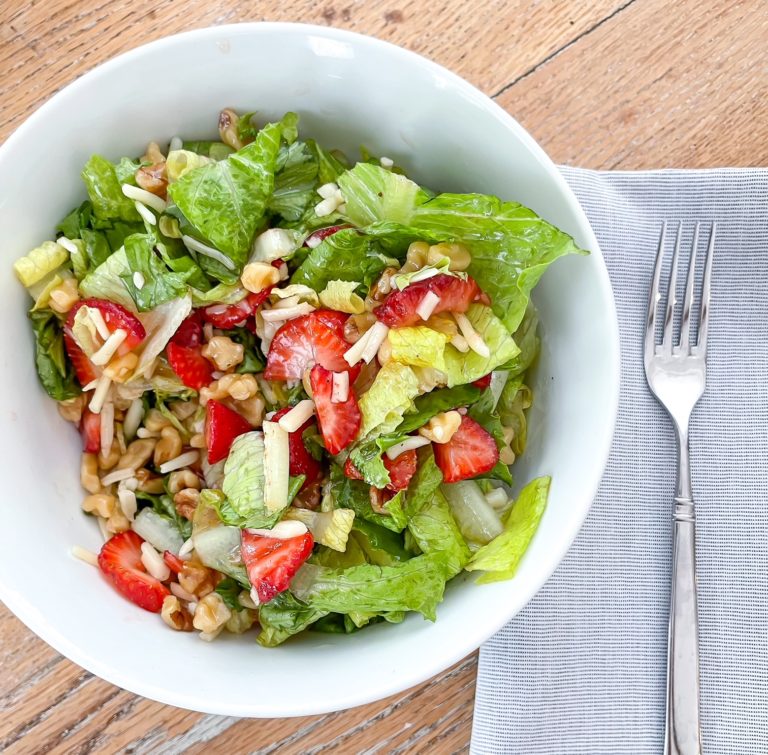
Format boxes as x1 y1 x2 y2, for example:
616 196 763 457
1 2 766 752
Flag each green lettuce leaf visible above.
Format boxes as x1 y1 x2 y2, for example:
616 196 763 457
441 304 520 387
291 555 446 620
318 280 366 314
307 139 349 185
166 150 211 182
268 140 319 221
257 591 328 647
336 164 584 330
28 309 80 400
214 577 243 610
181 140 234 160
351 520 410 564
81 155 140 222
500 301 540 377
168 116 291 268
221 431 287 528
397 384 482 434
330 464 407 533
404 454 470 578
465 476 550 583
388 326 449 370
282 507 356 551
497 378 532 457
14 241 68 288
359 361 421 437
78 247 135 310
291 229 395 292
120 233 191 311
337 162 428 226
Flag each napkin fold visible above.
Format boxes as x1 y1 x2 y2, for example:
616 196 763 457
471 168 768 755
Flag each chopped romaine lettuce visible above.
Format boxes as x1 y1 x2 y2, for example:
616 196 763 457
441 304 520 387
441 479 504 546
166 150 211 182
79 247 135 310
120 233 192 311
134 294 192 375
291 555 446 620
169 116 293 270
257 591 328 647
397 384 482 433
351 520 411 564
388 326 449 371
465 476 550 582
28 309 80 399
291 228 395 292
497 377 533 457
318 280 366 314
468 382 515 485
359 361 421 437
283 507 355 551
14 241 69 288
268 140 319 221
330 464 407 533
81 155 140 222
501 302 540 377
404 454 470 578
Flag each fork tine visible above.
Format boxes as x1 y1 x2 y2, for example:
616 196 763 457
696 223 716 353
679 222 700 351
662 223 682 351
645 222 667 355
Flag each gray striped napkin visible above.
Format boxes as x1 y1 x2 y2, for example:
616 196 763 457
471 167 768 755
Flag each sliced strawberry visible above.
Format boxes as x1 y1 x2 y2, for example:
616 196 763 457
473 373 492 390
433 416 499 483
170 311 204 348
241 529 314 603
373 274 481 328
63 329 99 386
205 399 252 464
310 364 361 455
264 310 359 382
273 407 323 488
76 298 146 352
343 449 417 490
202 290 273 329
385 449 418 491
80 407 101 453
343 457 364 481
163 551 185 575
303 225 350 248
167 342 214 391
98 531 170 613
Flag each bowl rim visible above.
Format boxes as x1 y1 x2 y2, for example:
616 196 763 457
0 21 620 716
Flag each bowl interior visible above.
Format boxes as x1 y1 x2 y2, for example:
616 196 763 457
0 23 618 717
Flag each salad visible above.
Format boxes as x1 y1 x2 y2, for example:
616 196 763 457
14 109 585 645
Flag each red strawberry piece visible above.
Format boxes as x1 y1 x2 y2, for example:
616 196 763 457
310 363 361 455
63 328 99 387
241 529 314 603
170 311 204 348
273 407 323 488
76 298 146 351
204 399 252 464
163 551 185 575
303 225 350 248
202 290 273 329
384 449 418 491
98 531 170 613
473 374 492 390
264 310 359 382
433 416 499 483
373 274 481 328
343 457 364 481
167 342 214 391
80 407 101 453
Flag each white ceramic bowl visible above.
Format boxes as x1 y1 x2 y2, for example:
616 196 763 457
0 23 619 717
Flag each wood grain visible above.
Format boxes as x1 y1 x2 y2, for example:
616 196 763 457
1 0 765 751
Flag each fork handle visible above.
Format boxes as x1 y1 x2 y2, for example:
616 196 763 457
665 499 703 755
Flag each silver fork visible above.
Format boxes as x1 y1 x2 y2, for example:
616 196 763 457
645 221 715 755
